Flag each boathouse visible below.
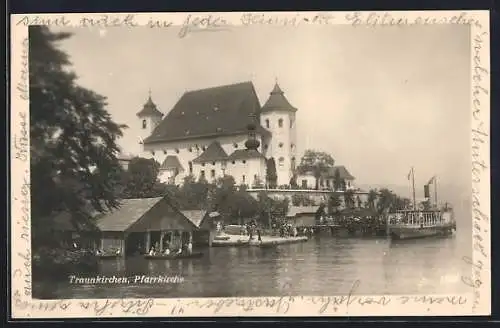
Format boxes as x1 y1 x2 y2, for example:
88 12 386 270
49 196 219 257
94 197 220 257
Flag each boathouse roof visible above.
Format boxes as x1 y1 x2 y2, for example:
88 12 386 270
52 197 204 233
95 197 163 232
181 210 207 227
143 81 271 144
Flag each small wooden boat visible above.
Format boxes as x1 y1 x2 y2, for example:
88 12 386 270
144 252 204 260
214 235 231 241
96 254 121 260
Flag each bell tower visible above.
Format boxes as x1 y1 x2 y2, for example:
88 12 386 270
136 89 163 148
260 80 298 186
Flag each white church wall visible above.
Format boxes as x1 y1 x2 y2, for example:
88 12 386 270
225 157 266 186
260 111 294 186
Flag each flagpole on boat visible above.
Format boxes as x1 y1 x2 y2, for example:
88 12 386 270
412 167 416 210
434 175 438 210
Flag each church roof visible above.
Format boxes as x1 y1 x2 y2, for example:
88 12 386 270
192 141 229 163
227 149 266 161
298 165 355 180
326 166 355 180
160 155 184 171
144 82 271 144
136 95 163 118
261 83 297 113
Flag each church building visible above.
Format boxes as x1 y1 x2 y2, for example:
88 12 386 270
137 81 298 187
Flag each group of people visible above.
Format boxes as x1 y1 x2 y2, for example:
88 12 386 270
147 240 193 256
239 222 263 242
95 248 121 256
272 222 314 238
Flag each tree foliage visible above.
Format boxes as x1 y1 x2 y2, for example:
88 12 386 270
121 157 162 199
333 168 343 191
266 158 277 188
343 189 356 209
29 26 127 233
297 150 335 190
256 192 289 228
367 189 378 209
178 175 211 210
327 193 342 214
375 188 411 213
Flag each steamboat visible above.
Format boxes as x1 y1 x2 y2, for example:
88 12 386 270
387 167 456 240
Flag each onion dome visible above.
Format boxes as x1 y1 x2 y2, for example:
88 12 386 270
245 138 260 150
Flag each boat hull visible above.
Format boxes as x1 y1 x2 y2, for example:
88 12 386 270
96 254 121 259
389 226 454 240
144 252 204 260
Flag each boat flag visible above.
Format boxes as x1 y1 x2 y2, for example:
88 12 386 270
407 167 413 180
424 176 435 198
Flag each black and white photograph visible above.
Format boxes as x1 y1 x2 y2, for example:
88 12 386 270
11 11 490 317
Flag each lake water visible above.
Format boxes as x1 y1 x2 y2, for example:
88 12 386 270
33 219 472 299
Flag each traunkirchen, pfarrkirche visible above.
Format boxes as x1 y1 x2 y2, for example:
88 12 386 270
136 81 298 187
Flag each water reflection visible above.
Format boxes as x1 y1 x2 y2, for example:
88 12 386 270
33 230 471 299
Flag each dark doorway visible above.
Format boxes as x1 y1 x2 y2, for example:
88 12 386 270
125 232 145 256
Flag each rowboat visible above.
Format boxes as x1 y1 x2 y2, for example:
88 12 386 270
96 254 121 259
143 252 204 260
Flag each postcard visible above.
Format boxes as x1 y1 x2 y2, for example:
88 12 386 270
10 10 490 318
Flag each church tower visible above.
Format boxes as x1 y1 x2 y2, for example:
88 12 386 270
136 90 163 151
260 81 298 186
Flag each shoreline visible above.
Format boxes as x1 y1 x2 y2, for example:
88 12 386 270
212 234 308 247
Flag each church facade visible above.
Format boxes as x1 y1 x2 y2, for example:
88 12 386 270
137 81 298 187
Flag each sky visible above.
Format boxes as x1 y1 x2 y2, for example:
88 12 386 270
49 23 471 200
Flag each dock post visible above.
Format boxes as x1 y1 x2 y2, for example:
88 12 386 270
121 233 127 258
159 231 165 252
145 231 151 253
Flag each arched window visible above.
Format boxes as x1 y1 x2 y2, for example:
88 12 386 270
142 119 147 129
265 119 270 128
278 157 285 167
278 118 283 128
290 119 293 128
279 142 284 148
